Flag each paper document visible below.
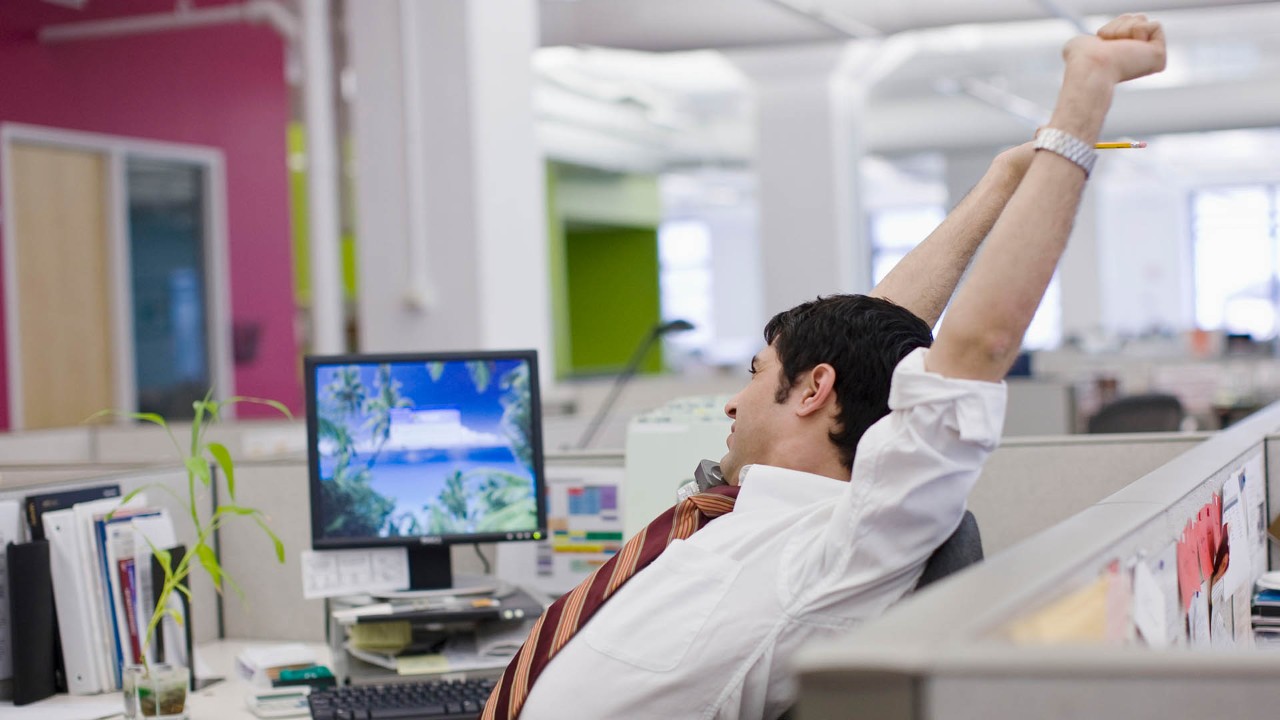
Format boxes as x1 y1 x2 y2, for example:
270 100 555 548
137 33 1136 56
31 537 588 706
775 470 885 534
1132 560 1167 648
1005 575 1109 644
1241 455 1268 580
1221 476 1252 594
1151 543 1182 647
0 500 21 681
301 547 409 599
0 695 123 720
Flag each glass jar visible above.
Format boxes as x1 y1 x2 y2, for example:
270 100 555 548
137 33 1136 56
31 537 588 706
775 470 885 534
122 663 188 720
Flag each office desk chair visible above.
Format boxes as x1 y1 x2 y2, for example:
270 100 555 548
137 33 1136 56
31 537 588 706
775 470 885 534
916 509 984 590
1087 393 1185 434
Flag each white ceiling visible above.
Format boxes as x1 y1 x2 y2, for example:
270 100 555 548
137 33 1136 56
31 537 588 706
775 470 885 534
538 0 1275 51
533 1 1280 172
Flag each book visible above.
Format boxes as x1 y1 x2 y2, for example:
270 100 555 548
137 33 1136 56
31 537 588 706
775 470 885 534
23 485 121 541
118 558 142 665
96 508 160 684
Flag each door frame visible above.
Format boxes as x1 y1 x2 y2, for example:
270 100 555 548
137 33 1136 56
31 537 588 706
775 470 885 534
1 122 235 429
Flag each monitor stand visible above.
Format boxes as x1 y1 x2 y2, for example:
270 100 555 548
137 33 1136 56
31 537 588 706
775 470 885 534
374 545 500 599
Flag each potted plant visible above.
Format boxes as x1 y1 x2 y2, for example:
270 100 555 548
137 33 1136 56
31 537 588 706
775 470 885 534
100 391 291 719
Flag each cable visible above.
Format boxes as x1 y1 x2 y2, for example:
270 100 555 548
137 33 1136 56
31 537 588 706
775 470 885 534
473 543 491 575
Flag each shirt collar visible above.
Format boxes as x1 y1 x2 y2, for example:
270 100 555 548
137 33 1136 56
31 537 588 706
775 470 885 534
734 463 845 513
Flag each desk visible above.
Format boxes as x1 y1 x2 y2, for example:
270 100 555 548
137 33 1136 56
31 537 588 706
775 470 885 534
6 640 330 720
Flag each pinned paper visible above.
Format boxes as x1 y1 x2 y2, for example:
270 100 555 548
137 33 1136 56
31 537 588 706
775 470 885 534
1132 560 1168 648
1241 460 1268 580
1177 526 1201 611
301 547 410 599
1189 583 1210 647
1104 560 1132 643
1221 479 1252 594
1152 543 1184 646
1006 575 1109 644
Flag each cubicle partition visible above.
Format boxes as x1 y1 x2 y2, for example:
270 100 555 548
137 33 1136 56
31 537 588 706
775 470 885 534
793 402 1280 719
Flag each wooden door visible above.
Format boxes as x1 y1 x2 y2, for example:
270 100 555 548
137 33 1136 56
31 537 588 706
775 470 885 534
9 143 115 429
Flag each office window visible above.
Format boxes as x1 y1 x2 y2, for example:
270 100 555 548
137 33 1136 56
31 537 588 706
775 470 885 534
870 206 946 286
869 206 1062 350
658 219 715 357
1192 185 1278 339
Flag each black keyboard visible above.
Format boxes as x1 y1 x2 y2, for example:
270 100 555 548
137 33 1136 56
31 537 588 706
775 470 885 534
308 678 496 720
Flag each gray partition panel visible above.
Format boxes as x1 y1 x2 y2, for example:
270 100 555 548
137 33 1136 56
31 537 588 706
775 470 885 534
794 402 1280 719
971 433 1206 556
216 461 325 642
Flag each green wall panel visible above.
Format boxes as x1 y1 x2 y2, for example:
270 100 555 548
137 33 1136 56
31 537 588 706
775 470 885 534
565 225 662 375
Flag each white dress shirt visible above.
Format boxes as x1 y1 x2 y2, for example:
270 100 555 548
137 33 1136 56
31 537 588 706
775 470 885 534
521 347 1007 720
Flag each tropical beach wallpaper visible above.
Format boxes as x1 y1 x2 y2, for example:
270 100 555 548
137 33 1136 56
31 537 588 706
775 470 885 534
313 358 539 539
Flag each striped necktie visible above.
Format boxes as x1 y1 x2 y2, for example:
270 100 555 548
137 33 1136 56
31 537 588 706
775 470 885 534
482 484 740 720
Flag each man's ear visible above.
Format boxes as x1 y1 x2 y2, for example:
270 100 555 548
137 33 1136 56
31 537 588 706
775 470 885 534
795 363 837 418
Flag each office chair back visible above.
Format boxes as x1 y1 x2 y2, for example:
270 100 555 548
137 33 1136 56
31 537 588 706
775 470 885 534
1087 393 1184 434
916 509 983 589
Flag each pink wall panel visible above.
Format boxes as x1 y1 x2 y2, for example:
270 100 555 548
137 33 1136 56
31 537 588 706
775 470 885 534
0 21 300 427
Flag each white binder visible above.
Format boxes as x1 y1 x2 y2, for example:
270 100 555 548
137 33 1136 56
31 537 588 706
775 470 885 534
43 507 104 695
71 494 146 691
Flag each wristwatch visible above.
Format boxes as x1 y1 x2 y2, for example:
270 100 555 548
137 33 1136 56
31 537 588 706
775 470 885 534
1033 128 1097 177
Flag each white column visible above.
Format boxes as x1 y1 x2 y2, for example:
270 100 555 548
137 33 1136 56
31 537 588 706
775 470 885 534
728 44 871 319
1059 185 1104 343
347 0 552 373
301 0 345 353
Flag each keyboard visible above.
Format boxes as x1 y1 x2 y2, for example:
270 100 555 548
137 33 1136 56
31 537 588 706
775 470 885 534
308 678 497 719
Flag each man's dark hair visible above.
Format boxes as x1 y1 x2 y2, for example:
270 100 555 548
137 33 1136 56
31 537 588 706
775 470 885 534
763 294 933 468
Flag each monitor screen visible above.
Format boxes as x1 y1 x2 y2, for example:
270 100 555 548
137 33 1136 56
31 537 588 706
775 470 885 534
306 350 546 558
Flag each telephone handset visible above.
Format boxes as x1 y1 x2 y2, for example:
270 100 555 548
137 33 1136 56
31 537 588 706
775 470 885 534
676 459 728 502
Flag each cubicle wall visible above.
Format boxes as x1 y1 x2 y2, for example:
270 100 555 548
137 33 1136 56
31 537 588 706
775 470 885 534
0 421 1213 646
794 402 1280 719
968 432 1208 555
0 418 303 469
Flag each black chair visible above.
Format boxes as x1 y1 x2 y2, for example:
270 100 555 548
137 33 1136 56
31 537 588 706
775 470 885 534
916 509 983 590
1087 393 1184 434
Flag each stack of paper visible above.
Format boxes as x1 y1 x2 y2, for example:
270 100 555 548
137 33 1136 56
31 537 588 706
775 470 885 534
1252 574 1280 648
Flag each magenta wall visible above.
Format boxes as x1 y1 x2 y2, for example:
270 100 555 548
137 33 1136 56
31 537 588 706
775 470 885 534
0 23 300 426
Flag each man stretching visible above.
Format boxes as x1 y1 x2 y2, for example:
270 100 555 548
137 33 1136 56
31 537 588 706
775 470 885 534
487 14 1167 720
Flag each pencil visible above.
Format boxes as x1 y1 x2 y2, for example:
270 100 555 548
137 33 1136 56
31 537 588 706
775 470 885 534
1095 141 1147 149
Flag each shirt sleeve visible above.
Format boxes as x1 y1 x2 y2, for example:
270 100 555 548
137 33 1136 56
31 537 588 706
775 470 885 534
787 346 1006 616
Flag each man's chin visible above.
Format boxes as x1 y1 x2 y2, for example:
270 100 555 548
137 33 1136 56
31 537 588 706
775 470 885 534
720 459 741 486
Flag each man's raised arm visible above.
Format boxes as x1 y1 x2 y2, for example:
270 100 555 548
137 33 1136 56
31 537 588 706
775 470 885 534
869 142 1032 328
928 14 1166 382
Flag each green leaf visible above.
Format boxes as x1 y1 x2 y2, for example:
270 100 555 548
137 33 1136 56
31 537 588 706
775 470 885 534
222 569 246 602
85 408 170 428
108 484 151 520
212 504 258 520
225 395 294 420
166 606 185 627
185 456 211 487
255 517 287 563
207 442 236 500
195 543 223 590
143 537 173 577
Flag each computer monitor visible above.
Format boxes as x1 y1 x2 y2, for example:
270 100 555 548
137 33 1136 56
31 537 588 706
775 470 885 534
305 349 547 591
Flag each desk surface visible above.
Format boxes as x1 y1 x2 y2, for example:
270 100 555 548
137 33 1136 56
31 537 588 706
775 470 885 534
6 640 331 720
